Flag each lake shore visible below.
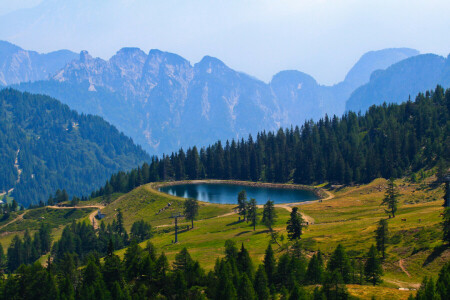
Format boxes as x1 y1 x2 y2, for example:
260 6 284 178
151 179 330 200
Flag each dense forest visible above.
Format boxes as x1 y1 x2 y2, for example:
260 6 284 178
91 86 449 199
0 89 149 207
1 219 449 299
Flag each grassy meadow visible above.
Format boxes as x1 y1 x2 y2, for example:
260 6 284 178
0 177 447 299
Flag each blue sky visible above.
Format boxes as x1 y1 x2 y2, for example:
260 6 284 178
1 0 449 85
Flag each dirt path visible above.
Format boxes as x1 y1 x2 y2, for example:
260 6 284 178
272 203 316 224
399 259 411 278
0 212 26 230
46 205 105 229
384 279 420 290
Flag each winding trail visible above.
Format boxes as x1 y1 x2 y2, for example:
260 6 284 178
399 259 411 278
45 205 105 229
0 212 26 230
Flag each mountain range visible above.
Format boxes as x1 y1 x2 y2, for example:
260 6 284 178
6 42 431 155
0 40 77 86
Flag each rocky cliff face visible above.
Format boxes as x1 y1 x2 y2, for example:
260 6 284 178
0 40 77 86
10 43 420 155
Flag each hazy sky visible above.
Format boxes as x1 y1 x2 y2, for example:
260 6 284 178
1 0 449 85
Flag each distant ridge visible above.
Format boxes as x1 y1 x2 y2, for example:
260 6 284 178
346 53 450 112
6 41 420 155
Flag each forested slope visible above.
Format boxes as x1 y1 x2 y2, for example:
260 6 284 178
0 89 149 206
92 86 449 198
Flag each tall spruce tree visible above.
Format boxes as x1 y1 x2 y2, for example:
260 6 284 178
382 178 400 218
375 218 389 259
327 244 353 284
263 244 276 285
443 208 450 244
364 245 383 286
262 200 277 232
254 265 270 300
184 198 199 229
248 198 258 231
237 190 248 222
286 207 305 240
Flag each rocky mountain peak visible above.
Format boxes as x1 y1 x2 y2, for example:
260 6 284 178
79 50 92 63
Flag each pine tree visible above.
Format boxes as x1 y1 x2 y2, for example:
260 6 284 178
263 244 276 285
237 190 248 221
238 273 256 300
254 265 270 300
248 198 258 231
262 200 277 232
436 261 450 300
306 251 324 284
364 245 383 286
286 207 304 240
289 283 308 300
443 208 450 244
382 178 400 218
375 218 389 259
237 243 254 280
415 276 439 300
184 198 199 229
327 244 352 284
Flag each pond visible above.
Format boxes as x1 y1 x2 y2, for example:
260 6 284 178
158 183 319 205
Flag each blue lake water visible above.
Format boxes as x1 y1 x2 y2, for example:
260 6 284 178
158 183 318 205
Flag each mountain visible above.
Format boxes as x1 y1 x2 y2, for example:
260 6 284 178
0 40 77 86
0 89 149 206
9 43 419 154
346 53 450 113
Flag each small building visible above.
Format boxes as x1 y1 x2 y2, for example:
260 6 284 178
97 209 105 219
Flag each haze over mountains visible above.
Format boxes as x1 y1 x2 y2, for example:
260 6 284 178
2 41 449 155
0 40 77 86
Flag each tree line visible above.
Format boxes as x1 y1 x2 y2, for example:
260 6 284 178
90 86 450 200
2 210 152 274
1 234 449 299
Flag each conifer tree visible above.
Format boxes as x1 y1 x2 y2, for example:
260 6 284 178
237 190 248 221
436 261 450 300
262 200 277 232
238 273 256 300
248 198 258 231
254 265 270 300
286 207 305 240
327 244 352 284
289 283 308 300
415 276 439 300
306 251 324 284
382 178 400 218
443 208 450 244
263 244 276 285
364 245 383 286
375 218 389 259
184 198 199 229
237 243 254 280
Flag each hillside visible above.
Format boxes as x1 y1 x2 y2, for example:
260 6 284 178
90 86 450 202
0 89 149 206
2 175 445 299
10 44 419 154
346 54 450 113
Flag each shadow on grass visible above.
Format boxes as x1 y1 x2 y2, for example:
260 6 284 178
226 220 244 226
235 230 251 236
422 244 449 266
253 229 271 235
